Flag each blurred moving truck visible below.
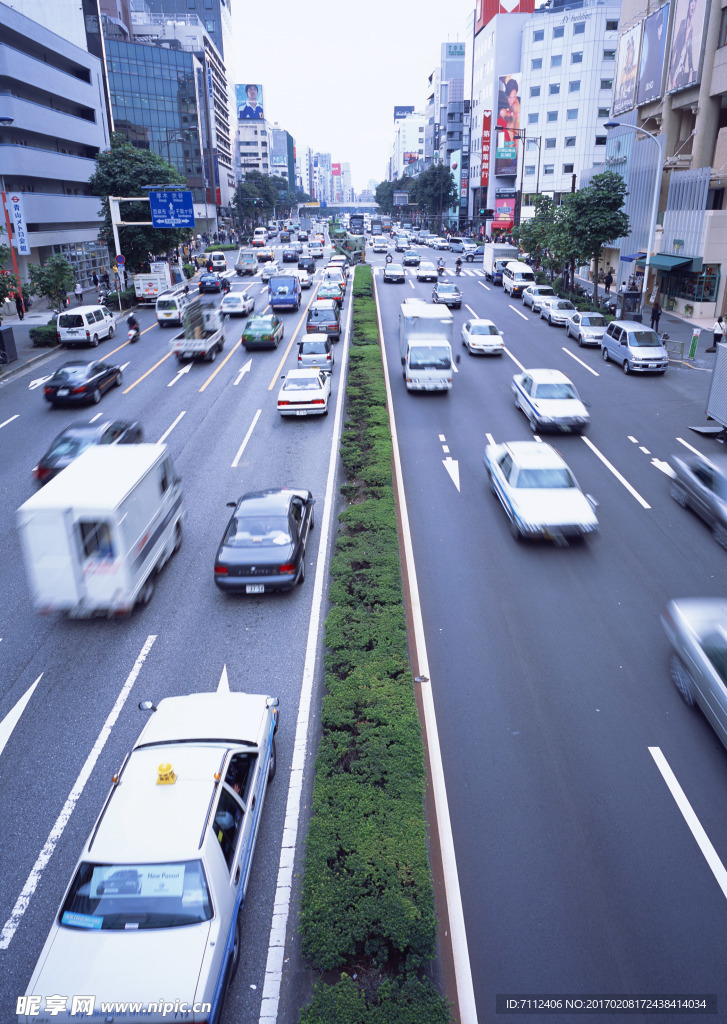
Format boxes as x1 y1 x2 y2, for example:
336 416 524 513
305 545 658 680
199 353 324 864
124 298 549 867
16 445 184 617
399 301 455 391
134 262 173 304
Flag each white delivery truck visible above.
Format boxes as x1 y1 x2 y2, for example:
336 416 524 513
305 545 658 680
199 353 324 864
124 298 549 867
482 242 519 284
16 444 184 617
134 263 173 305
399 302 456 392
170 299 225 362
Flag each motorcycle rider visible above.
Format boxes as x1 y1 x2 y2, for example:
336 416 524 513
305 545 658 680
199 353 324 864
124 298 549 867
385 252 393 264
127 313 140 342
455 257 462 275
437 256 445 275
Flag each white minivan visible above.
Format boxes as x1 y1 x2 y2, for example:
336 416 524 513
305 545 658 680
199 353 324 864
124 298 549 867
208 251 227 271
502 261 536 297
155 285 190 327
57 305 116 348
601 320 669 374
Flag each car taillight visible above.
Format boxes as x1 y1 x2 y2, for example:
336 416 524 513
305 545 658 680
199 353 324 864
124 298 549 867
33 465 50 480
56 332 61 341
71 386 87 394
85 330 90 340
214 565 228 575
279 563 295 574
311 399 325 405
43 387 53 395
326 353 331 361
278 400 291 406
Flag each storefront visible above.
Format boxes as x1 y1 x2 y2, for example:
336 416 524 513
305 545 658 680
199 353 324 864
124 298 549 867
656 259 720 317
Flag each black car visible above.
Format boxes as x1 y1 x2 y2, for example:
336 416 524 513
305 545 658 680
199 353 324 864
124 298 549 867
33 419 143 483
280 230 291 242
402 251 420 267
298 230 309 242
214 488 315 594
298 255 315 273
43 361 123 407
306 300 341 341
432 282 463 308
199 272 222 293
282 247 299 263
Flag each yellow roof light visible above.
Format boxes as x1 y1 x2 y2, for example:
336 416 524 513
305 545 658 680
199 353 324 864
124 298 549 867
156 762 177 785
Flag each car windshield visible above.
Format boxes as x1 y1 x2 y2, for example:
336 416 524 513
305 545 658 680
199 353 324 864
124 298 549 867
516 468 575 489
223 295 242 303
535 383 578 400
470 324 500 335
631 330 662 347
701 632 727 683
47 434 95 458
225 515 291 547
581 315 605 327
283 378 321 391
388 265 403 272
409 345 451 370
420 263 435 270
60 860 212 930
248 319 273 332
58 315 85 329
439 286 459 294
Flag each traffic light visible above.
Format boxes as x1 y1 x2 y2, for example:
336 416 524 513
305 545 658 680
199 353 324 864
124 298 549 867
480 208 494 218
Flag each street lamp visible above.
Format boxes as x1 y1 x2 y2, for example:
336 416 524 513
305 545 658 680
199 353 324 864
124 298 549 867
604 120 662 316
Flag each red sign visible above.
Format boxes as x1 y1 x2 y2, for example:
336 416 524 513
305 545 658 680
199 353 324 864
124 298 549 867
493 197 516 230
332 163 341 176
481 110 492 189
476 0 535 34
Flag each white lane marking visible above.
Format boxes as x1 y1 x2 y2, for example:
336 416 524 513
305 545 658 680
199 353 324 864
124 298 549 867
443 456 461 491
486 432 496 446
371 277 478 1024
677 436 706 457
652 459 675 476
628 435 638 443
439 434 446 441
0 635 157 950
28 374 54 391
217 665 230 694
478 281 489 291
465 304 478 318
258 273 354 1024
649 746 727 899
504 347 526 372
0 414 19 430
581 436 651 509
409 279 415 290
510 305 529 321
463 269 476 277
639 446 651 455
0 674 41 758
234 358 253 386
167 363 192 387
231 409 262 469
562 347 600 376
157 410 186 444
89 412 102 423
442 445 450 454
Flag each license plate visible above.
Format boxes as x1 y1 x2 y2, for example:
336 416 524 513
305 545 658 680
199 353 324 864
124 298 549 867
57 388 70 397
296 410 307 416
246 584 265 594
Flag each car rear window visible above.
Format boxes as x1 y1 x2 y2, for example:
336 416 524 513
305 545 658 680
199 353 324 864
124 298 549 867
224 515 291 547
300 341 328 354
308 309 337 325
58 314 85 329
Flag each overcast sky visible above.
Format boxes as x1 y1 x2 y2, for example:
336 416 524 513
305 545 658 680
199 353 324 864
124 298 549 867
230 0 474 192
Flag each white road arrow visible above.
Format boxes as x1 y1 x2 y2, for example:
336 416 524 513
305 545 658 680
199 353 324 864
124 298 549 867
28 374 54 391
217 665 230 694
234 359 252 386
443 456 461 492
0 674 41 758
167 363 192 387
119 361 130 372
652 458 676 477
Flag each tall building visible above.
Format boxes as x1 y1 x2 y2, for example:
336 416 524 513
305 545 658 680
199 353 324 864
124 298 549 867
237 119 271 176
0 1 111 282
391 112 425 180
143 0 232 63
312 153 332 204
270 126 296 192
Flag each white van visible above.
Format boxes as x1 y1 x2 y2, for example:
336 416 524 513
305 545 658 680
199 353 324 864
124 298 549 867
502 261 536 297
601 320 669 374
252 227 267 246
208 251 228 271
56 305 116 348
155 285 191 327
16 444 184 617
309 240 324 259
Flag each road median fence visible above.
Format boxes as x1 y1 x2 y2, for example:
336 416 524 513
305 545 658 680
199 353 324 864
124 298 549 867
299 264 451 1023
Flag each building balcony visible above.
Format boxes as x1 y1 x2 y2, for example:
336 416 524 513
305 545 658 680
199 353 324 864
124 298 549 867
0 42 94 107
1 96 103 149
0 144 98 185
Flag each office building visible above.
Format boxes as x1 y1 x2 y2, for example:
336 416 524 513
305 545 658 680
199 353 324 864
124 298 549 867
270 126 296 192
391 112 425 180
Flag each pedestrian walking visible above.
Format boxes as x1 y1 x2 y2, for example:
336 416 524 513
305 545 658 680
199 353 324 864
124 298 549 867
604 271 613 295
15 292 25 319
650 300 662 331
92 272 99 289
74 281 83 304
101 271 110 289
706 315 725 352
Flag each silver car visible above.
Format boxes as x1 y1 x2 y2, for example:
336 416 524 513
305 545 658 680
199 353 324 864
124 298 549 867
565 311 606 346
522 284 555 311
261 260 281 283
670 451 727 549
539 297 577 325
297 337 334 373
662 598 727 747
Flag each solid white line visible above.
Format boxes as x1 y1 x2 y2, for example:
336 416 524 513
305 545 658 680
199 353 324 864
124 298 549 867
372 276 478 1024
0 674 41 757
581 436 651 509
157 410 186 444
0 414 19 430
504 346 526 372
510 305 529 321
478 280 490 291
0 635 157 950
628 435 638 443
677 436 706 457
649 746 727 899
231 409 262 469
465 304 478 318
257 270 354 1024
561 347 600 376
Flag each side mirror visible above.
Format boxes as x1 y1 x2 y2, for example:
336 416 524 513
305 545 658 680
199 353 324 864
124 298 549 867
226 501 236 508
455 354 461 365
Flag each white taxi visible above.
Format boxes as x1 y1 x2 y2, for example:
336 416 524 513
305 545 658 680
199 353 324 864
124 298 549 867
461 318 504 355
277 368 331 417
22 692 279 1024
512 368 589 434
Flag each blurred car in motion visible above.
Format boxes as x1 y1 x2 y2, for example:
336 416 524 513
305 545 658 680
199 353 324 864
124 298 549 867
565 311 607 346
539 297 577 325
432 282 462 308
221 289 255 317
33 420 143 484
662 598 727 746
461 318 504 355
670 452 727 549
522 284 556 312
402 251 420 267
484 440 598 542
43 361 123 407
512 368 589 433
277 368 331 417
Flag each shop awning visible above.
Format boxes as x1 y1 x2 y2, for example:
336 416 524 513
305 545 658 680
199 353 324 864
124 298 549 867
648 254 693 271
622 251 647 262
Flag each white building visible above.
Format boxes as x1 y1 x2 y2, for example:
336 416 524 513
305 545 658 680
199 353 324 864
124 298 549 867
237 120 270 176
391 113 425 180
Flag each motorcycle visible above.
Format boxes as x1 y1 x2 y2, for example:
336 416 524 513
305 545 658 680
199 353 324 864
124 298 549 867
437 264 445 277
455 263 462 276
385 253 393 264
127 320 140 344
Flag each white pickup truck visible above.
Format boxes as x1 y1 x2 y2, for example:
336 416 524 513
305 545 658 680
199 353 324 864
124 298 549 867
170 300 226 362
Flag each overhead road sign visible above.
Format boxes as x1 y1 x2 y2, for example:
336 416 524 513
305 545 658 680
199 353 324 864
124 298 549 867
148 190 195 229
393 191 410 206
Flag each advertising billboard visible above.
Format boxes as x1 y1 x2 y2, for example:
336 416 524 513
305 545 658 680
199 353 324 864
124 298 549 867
495 75 520 177
394 105 415 121
475 0 535 35
236 83 264 121
393 191 410 206
493 196 516 232
612 23 642 116
403 152 418 164
446 43 466 59
481 110 492 188
667 0 708 94
637 7 668 106
332 163 341 176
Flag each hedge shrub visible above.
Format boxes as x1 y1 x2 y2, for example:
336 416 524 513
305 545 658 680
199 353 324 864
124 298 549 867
30 320 60 347
299 264 450 1022
204 243 237 251
104 287 136 309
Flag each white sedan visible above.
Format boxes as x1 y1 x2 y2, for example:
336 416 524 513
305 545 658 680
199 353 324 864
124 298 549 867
522 284 556 311
295 269 312 289
417 261 438 282
21 692 279 1024
512 368 589 433
461 318 504 355
261 260 281 283
277 368 331 416
220 289 255 316
484 440 599 543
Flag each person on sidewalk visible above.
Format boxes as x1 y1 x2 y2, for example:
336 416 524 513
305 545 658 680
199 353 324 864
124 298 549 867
92 272 99 290
15 293 25 320
706 316 725 352
650 300 662 331
604 271 613 296
74 282 83 304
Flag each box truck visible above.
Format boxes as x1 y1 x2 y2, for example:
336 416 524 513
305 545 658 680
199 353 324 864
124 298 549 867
482 242 519 284
398 301 456 391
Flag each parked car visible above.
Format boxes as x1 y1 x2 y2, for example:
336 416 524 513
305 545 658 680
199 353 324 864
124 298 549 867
669 451 727 549
277 368 331 417
461 318 504 355
565 311 607 346
512 368 589 434
539 297 577 326
32 420 143 484
522 284 556 311
601 320 669 374
43 360 123 407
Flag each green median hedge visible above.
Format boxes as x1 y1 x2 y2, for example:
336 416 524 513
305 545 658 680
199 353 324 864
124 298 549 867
299 264 451 1024
204 243 238 251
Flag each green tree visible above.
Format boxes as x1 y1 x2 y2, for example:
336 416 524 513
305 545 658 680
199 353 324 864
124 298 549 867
513 195 557 273
566 172 629 303
27 254 76 310
88 133 191 274
0 227 20 322
374 179 404 215
408 165 457 231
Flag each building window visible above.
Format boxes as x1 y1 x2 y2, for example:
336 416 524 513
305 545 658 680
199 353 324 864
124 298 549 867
532 57 543 70
606 19 619 31
567 108 579 120
563 163 574 173
595 136 607 146
534 28 544 41
528 112 539 124
543 164 554 175
545 138 556 149
720 8 727 47
551 54 562 67
574 22 585 35
547 110 558 122
553 26 564 38
569 80 580 92
549 83 560 94
598 107 610 118
525 165 536 176
530 85 541 97
603 50 616 60
565 137 576 147
600 79 613 90
571 51 583 64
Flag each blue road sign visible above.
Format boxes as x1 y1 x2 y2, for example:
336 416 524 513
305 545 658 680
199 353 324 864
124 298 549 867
148 190 195 229
115 254 125 265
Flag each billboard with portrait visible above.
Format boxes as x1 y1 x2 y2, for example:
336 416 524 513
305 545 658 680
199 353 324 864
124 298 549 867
236 83 264 121
667 0 708 94
637 7 669 106
494 75 520 177
612 23 642 116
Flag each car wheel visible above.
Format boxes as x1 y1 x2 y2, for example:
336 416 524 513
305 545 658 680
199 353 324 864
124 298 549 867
108 324 115 338
670 482 688 508
173 521 183 553
670 655 696 706
92 388 101 404
578 335 584 347
208 347 217 362
138 574 154 606
622 359 630 374
229 914 242 981
528 414 538 433
268 735 277 782
602 346 609 362
114 371 123 388
714 522 727 550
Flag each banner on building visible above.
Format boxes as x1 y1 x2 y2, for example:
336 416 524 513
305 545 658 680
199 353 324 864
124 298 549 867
394 105 415 120
475 0 535 35
7 193 31 254
332 163 341 176
494 75 520 177
613 23 642 115
637 7 669 105
481 110 492 188
667 0 708 94
493 196 516 232
236 83 265 120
